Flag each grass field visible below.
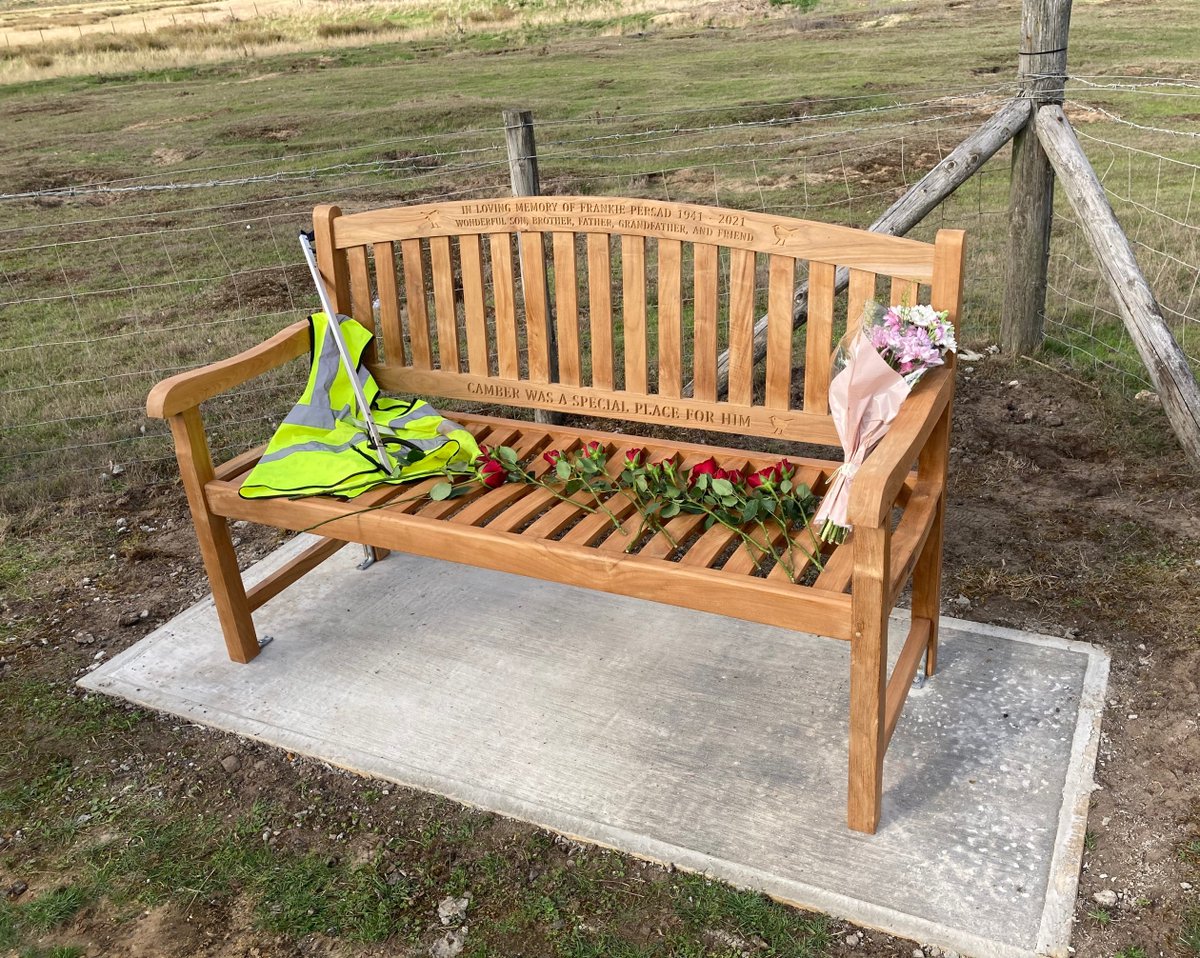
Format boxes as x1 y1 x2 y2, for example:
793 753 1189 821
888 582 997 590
2 0 1199 955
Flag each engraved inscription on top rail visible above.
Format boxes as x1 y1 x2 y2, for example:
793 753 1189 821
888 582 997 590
450 199 754 244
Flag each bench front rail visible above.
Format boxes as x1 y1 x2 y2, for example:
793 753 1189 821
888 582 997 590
148 197 965 834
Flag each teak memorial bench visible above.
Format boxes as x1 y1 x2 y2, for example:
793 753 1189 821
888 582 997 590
148 196 965 833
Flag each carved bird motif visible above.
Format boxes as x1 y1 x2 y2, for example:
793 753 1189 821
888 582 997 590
772 224 801 246
769 415 788 435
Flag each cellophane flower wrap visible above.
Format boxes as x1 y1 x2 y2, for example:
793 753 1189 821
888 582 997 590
814 302 956 544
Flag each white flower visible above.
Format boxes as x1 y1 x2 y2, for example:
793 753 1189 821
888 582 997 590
906 304 941 328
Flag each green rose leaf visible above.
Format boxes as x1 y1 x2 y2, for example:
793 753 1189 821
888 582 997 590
555 460 572 480
711 478 734 496
661 501 680 519
429 481 454 501
780 479 792 494
497 446 518 465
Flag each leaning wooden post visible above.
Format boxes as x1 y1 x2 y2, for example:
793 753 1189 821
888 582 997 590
999 0 1072 355
1036 106 1200 468
504 108 559 425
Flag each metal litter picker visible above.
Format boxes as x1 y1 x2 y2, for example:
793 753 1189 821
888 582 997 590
298 230 398 478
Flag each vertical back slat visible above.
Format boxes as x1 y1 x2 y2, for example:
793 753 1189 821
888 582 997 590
312 205 351 314
692 243 719 402
657 239 683 398
846 268 878 342
490 233 520 379
346 245 375 331
373 241 405 366
804 260 836 415
519 232 552 383
552 232 581 386
765 254 796 410
459 235 490 376
587 234 614 389
400 238 433 370
890 276 919 308
429 236 459 373
727 248 756 406
622 235 647 394
346 244 376 365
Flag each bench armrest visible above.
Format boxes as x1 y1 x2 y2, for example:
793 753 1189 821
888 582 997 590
847 358 955 529
146 320 311 419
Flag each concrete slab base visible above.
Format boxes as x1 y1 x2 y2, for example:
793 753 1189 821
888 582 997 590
80 535 1108 958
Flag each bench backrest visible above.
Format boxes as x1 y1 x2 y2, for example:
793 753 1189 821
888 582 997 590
312 197 964 446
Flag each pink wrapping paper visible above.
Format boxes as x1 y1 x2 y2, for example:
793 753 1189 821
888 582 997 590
814 332 912 538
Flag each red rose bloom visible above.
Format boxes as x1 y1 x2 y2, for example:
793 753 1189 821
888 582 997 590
543 449 563 466
583 440 604 460
688 456 719 486
478 458 507 488
725 469 744 486
747 465 775 489
624 448 646 466
775 458 795 481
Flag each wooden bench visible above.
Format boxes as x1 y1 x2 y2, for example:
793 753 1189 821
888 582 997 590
148 196 965 833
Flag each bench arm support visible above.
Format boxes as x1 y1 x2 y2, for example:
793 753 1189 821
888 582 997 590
846 358 955 529
146 320 311 418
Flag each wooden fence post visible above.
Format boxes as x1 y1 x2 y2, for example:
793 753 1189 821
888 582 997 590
999 0 1072 355
503 108 559 425
1036 106 1200 468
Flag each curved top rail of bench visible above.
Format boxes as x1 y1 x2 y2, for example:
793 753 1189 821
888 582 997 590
328 196 937 283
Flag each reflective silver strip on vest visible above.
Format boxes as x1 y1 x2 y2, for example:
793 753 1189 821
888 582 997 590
256 436 365 465
256 433 449 467
283 315 374 430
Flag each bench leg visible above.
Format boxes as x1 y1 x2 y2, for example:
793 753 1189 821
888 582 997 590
848 523 890 834
911 492 946 677
913 398 952 677
170 408 260 664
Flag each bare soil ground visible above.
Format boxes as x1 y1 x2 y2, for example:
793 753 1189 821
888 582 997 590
3 349 1198 957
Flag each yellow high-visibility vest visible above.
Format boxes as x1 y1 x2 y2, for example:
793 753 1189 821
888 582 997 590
239 312 479 499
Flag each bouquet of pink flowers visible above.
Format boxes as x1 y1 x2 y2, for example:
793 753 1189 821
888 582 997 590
814 302 956 544
866 303 957 386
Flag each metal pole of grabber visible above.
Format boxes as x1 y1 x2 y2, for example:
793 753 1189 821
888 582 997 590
298 231 397 477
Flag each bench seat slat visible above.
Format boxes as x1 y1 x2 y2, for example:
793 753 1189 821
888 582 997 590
208 414 863 638
205 471 854 641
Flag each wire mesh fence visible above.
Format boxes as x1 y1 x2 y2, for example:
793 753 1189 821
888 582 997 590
1043 77 1200 389
2 75 1192 505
